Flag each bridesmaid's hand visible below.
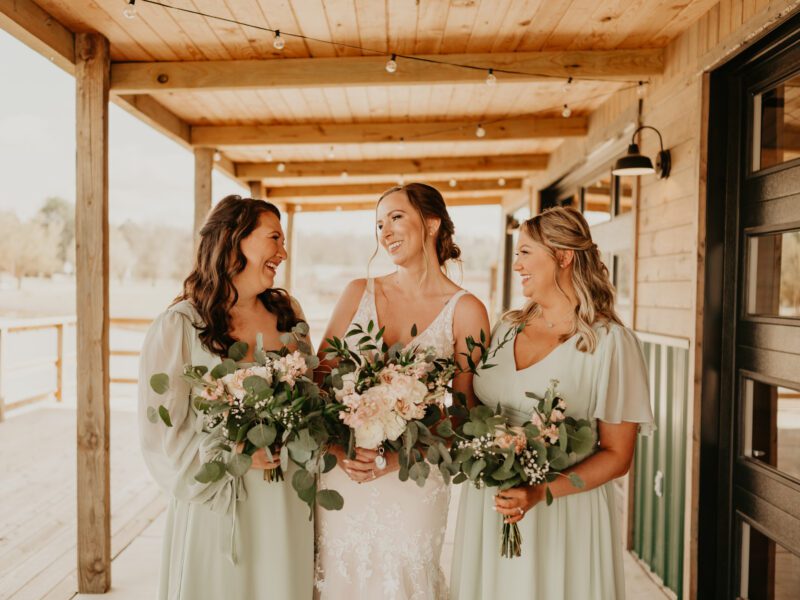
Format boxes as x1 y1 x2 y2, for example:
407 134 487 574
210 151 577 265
494 485 546 524
235 443 281 470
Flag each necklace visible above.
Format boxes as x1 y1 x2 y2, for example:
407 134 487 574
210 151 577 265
539 310 575 329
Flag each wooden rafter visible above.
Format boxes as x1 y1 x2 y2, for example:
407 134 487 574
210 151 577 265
193 117 586 147
109 49 664 93
236 154 548 182
266 178 521 199
289 196 504 212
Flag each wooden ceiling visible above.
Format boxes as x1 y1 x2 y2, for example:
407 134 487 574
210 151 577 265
4 0 721 209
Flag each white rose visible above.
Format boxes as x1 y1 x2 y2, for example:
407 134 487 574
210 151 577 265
354 419 386 450
381 410 407 442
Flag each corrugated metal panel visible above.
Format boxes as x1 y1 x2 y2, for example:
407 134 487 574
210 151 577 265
633 338 689 598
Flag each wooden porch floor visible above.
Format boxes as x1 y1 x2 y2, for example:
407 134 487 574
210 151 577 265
1 403 671 600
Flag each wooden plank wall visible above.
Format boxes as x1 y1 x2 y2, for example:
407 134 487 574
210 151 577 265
526 1 800 598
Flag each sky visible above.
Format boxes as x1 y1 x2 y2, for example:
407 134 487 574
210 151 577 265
0 29 501 236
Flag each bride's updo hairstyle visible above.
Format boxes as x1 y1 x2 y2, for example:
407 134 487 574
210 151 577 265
374 182 462 271
504 206 622 353
176 195 301 356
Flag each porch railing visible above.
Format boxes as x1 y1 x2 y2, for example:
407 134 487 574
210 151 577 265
0 316 151 421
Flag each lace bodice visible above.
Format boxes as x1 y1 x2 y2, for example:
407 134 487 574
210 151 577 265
346 278 468 359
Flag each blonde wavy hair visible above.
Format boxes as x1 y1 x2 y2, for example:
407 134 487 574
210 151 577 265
504 206 622 353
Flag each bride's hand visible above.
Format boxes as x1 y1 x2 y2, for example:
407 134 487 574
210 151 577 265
340 447 397 483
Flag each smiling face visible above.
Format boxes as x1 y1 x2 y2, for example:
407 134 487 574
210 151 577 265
512 228 559 301
375 191 437 266
232 211 287 296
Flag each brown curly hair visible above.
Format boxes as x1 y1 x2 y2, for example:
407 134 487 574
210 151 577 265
176 195 302 356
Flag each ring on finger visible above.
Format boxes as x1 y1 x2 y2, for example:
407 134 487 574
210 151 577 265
517 507 524 515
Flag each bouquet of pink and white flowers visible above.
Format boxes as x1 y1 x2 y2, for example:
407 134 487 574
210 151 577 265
323 321 513 486
448 380 594 557
148 322 344 515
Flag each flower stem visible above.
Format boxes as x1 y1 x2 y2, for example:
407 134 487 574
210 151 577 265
263 466 284 482
500 520 522 558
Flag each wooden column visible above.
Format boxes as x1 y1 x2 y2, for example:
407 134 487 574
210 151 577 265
248 180 264 199
0 327 7 422
283 204 295 293
75 32 111 594
194 148 213 248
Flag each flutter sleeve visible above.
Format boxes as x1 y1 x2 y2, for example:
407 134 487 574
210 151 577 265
592 324 655 435
137 309 236 514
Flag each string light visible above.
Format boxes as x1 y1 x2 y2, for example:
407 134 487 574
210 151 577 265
327 146 335 159
266 150 273 162
340 170 348 179
475 124 486 138
395 137 405 152
562 104 572 118
335 205 343 211
485 69 497 86
636 81 645 98
498 177 506 186
449 178 457 188
132 1 646 86
295 205 303 212
213 151 222 162
272 30 285 50
397 176 406 185
123 0 137 19
277 162 286 172
385 54 398 74
562 76 573 94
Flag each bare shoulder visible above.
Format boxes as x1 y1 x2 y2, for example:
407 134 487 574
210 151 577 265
339 278 368 306
453 292 489 321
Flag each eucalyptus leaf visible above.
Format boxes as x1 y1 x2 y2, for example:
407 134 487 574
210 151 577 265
322 452 337 473
469 458 487 480
146 406 158 423
568 472 585 489
244 376 269 396
195 461 225 483
247 424 277 448
228 341 248 361
295 322 310 337
158 405 173 427
545 486 554 505
292 468 316 492
226 453 252 477
317 489 344 511
149 373 170 395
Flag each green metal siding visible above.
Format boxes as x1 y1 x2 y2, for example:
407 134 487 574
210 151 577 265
633 339 689 598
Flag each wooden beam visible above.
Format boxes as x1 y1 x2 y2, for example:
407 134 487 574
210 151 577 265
110 49 664 93
0 0 75 75
283 206 295 293
194 148 213 249
193 117 586 147
236 154 548 181
292 196 503 212
114 94 190 146
75 32 111 594
266 178 521 200
248 180 265 199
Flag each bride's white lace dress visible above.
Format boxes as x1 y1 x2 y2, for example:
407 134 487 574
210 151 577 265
315 279 469 600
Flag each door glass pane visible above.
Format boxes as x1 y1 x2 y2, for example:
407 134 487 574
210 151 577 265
741 378 800 482
745 229 800 318
582 174 612 225
739 521 800 599
753 74 800 171
616 175 635 215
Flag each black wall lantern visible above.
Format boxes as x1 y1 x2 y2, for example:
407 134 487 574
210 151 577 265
612 125 671 179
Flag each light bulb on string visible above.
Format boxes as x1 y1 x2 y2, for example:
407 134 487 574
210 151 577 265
395 137 405 152
385 54 398 74
340 170 348 179
562 76 573 94
273 30 285 51
449 178 457 188
327 146 335 159
123 0 137 19
277 162 286 173
266 150 273 163
498 177 506 187
335 205 343 212
485 69 497 86
397 176 406 186
475 124 486 138
213 151 222 163
636 81 645 98
562 104 572 118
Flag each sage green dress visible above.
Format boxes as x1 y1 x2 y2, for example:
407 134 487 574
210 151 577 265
450 320 654 600
138 300 313 600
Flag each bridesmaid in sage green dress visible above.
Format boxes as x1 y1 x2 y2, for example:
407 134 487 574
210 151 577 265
138 196 313 600
450 206 654 600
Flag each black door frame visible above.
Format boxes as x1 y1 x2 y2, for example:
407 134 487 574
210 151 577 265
700 11 800 599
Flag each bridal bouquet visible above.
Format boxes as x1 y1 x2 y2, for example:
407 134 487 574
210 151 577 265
449 380 594 557
323 321 513 487
147 322 344 516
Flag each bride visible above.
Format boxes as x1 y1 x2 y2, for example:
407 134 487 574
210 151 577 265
314 183 489 599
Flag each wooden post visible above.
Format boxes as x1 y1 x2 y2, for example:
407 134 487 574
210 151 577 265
0 327 7 422
283 204 295 293
194 147 213 249
248 180 263 199
55 322 63 402
75 32 111 594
